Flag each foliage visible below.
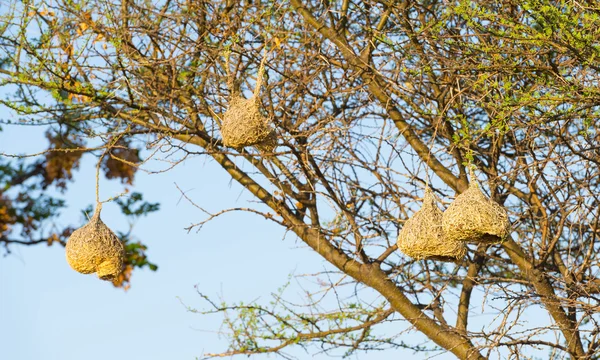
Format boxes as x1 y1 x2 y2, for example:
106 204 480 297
1 0 600 358
0 119 159 289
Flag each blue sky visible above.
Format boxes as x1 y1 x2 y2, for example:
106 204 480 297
0 117 561 360
0 123 448 360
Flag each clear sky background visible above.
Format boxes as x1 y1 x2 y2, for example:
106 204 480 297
0 111 556 360
0 118 559 360
0 122 456 359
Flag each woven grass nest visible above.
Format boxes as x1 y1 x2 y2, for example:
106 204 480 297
397 189 466 262
65 204 125 280
220 58 276 150
442 176 511 244
221 96 275 149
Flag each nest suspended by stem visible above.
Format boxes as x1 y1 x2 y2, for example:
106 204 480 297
220 53 276 150
65 204 125 280
220 96 275 149
442 173 511 244
397 189 466 262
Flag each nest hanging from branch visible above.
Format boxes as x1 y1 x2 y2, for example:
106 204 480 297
220 54 276 150
65 204 125 280
220 97 274 149
442 173 511 244
397 189 466 262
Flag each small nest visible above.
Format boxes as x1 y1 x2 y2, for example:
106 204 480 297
397 189 466 262
221 53 277 150
220 96 274 149
442 177 511 244
65 204 125 280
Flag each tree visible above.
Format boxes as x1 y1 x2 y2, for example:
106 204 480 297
1 0 600 358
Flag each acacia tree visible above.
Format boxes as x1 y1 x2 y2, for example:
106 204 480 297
2 0 600 358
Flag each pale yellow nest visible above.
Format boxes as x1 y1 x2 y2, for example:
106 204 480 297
442 179 510 244
397 189 466 262
65 204 125 280
220 56 277 151
220 96 275 149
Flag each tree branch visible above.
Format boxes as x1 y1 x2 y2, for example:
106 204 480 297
456 245 487 334
288 2 585 357
290 0 466 193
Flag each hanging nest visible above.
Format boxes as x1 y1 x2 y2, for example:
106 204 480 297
397 189 466 262
220 54 276 150
442 173 511 244
65 204 125 280
220 96 275 149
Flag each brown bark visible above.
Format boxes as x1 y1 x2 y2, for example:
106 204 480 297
289 1 585 357
126 116 487 359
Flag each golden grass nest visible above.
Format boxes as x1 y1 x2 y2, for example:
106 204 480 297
442 179 510 244
220 57 276 150
65 204 125 280
220 96 275 149
397 189 466 262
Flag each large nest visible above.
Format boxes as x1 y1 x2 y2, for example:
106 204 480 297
220 96 275 149
442 176 511 244
397 189 466 262
220 56 276 150
65 204 125 280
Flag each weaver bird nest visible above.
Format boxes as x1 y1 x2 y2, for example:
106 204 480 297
442 176 511 244
221 97 275 149
397 189 466 262
65 204 125 280
220 57 276 150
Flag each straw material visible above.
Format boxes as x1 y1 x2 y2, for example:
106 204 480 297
442 178 511 244
397 189 466 262
221 96 274 149
65 204 125 280
220 54 276 150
